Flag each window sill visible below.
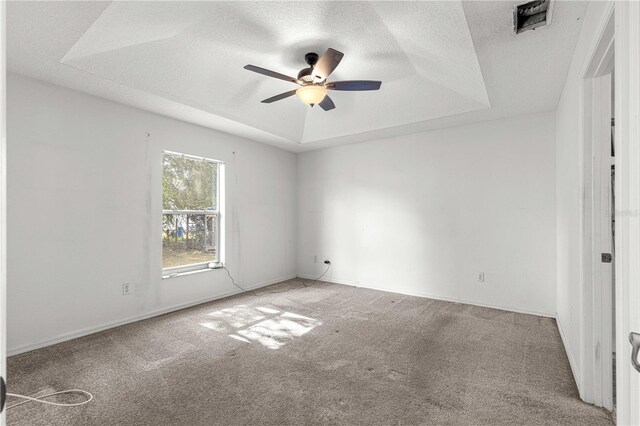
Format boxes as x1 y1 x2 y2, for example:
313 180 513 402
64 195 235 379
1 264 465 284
162 263 223 280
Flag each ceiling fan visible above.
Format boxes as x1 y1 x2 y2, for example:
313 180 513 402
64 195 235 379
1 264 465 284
243 48 382 111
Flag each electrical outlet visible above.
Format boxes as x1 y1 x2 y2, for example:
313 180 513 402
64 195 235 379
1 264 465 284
313 256 318 263
477 272 485 283
122 283 132 295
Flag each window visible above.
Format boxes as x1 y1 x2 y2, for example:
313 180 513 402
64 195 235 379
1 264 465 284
162 151 223 276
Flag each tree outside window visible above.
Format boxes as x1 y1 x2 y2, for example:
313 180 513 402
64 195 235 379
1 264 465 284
162 152 221 272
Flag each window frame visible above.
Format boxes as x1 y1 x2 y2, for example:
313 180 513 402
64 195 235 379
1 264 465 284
161 150 224 278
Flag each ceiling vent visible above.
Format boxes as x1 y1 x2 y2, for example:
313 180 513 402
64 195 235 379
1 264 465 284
514 0 553 34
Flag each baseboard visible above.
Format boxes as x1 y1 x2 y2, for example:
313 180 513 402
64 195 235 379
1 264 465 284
7 274 296 357
298 274 556 318
556 314 582 395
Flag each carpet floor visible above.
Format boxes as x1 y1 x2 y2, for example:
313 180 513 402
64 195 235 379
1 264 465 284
7 279 613 425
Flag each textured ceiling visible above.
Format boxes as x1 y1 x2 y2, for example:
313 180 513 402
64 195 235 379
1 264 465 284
7 1 588 152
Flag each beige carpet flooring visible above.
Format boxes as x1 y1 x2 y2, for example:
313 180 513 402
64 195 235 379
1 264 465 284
6 279 613 425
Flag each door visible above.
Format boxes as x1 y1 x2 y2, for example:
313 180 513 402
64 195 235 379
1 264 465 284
592 72 615 409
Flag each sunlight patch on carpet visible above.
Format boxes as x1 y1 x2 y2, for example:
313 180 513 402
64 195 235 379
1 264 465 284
200 306 321 349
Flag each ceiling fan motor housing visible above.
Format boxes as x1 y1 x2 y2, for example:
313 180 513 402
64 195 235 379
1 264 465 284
297 67 314 82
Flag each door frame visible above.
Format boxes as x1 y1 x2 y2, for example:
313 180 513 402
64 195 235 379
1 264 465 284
0 0 7 424
579 2 615 410
583 0 640 422
614 1 640 424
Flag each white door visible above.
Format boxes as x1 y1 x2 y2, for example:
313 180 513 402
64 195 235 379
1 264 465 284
615 2 640 424
593 72 614 410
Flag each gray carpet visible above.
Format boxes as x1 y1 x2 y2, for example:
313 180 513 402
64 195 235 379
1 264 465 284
7 279 612 425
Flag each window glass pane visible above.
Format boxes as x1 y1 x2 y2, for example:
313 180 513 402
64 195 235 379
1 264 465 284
162 214 218 269
162 154 217 211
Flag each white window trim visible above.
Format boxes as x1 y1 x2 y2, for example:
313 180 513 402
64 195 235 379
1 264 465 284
161 261 222 280
163 150 224 165
162 151 224 278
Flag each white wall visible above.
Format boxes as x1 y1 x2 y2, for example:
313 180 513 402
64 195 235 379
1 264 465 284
555 0 613 395
298 112 557 317
6 74 297 354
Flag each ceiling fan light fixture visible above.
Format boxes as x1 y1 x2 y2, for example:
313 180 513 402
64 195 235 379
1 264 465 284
296 85 327 105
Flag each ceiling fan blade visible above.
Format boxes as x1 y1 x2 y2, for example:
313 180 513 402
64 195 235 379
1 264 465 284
327 80 382 91
311 48 344 81
261 90 297 104
244 65 298 84
318 95 335 111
